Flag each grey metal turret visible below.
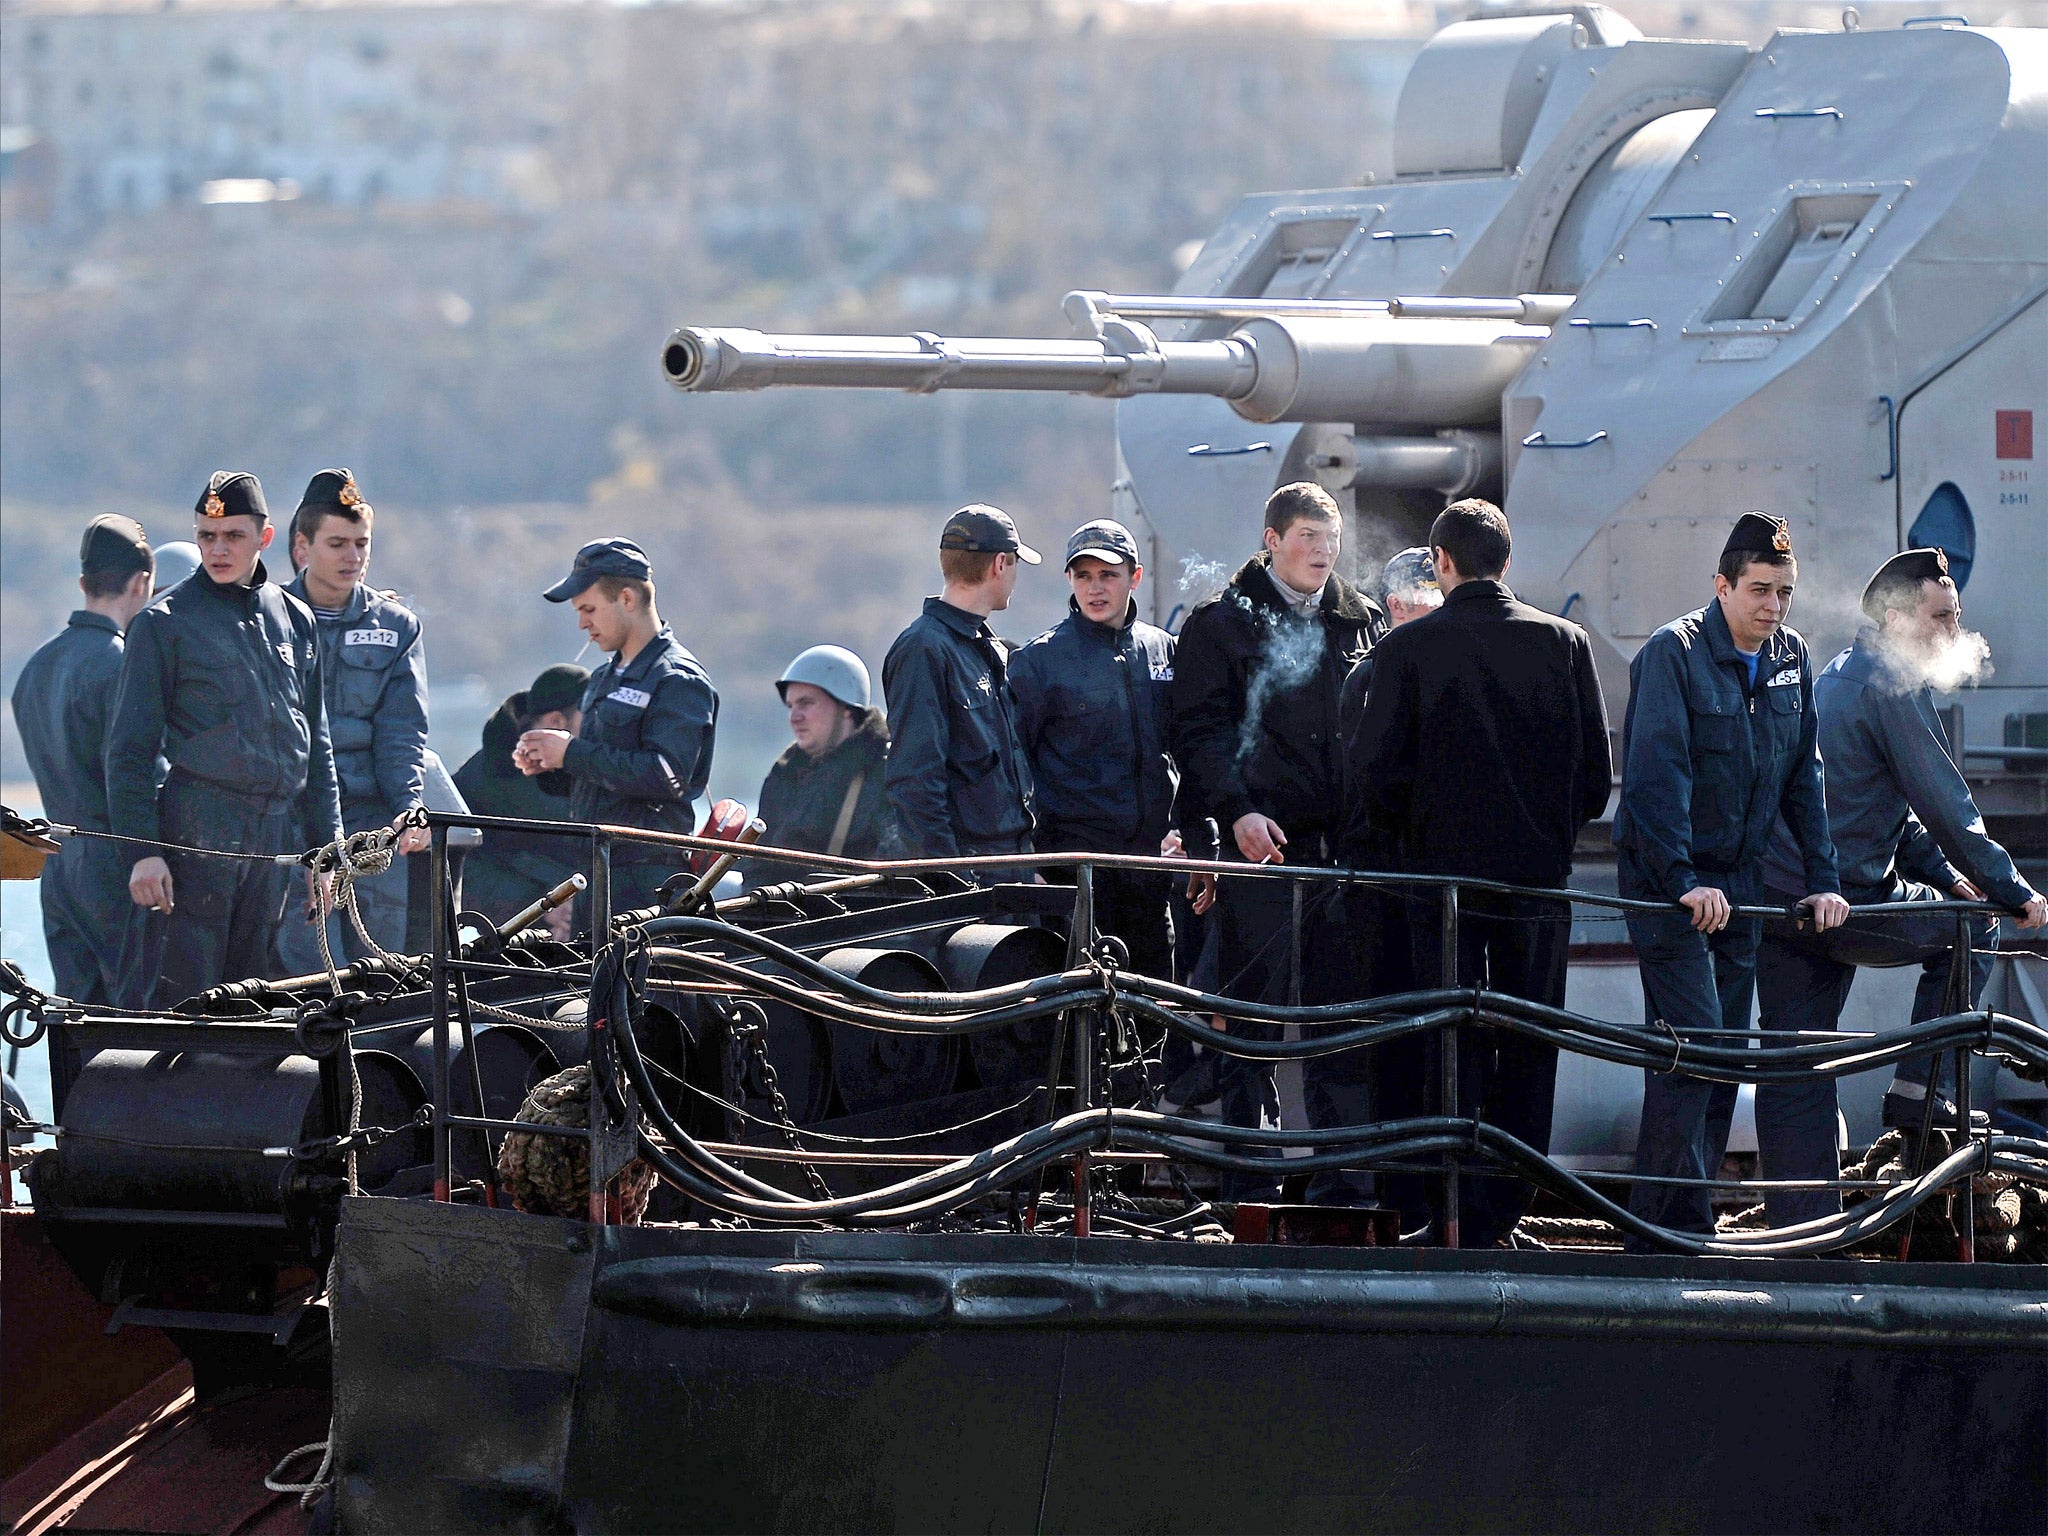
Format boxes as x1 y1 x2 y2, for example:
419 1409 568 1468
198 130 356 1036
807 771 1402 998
663 6 2048 797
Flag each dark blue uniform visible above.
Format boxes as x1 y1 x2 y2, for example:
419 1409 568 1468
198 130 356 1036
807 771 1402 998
566 626 718 911
453 696 586 925
10 613 144 1004
1751 631 2040 1224
882 598 1035 861
275 576 430 966
1011 597 1177 976
1614 599 1837 1238
104 563 343 1005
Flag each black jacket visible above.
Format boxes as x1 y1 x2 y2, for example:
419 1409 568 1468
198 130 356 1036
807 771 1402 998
1169 555 1383 849
105 562 342 852
11 611 126 832
1614 600 1837 901
882 597 1035 857
1344 580 1611 885
756 710 895 864
453 694 583 918
564 626 718 861
1009 599 1176 854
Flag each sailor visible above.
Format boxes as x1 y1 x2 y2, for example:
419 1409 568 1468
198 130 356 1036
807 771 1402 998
452 663 591 935
1010 519 1179 979
1311 546 1443 1206
1616 511 1847 1243
1338 545 1439 756
104 473 343 1004
882 505 1038 865
8 516 156 1005
754 645 895 873
515 539 719 912
274 470 431 969
1345 501 1613 1244
1752 549 2046 1226
1169 481 1384 1199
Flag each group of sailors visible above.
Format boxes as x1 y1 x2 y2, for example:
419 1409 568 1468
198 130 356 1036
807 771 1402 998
11 468 2043 1243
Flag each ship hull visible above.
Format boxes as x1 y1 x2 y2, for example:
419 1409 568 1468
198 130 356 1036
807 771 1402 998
332 1196 2047 1534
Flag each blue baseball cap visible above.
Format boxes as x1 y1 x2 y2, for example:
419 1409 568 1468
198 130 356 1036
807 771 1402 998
544 538 653 602
1064 519 1141 570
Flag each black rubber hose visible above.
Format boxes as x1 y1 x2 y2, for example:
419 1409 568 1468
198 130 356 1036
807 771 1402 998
645 940 2046 1081
639 918 2048 1078
606 973 2048 1249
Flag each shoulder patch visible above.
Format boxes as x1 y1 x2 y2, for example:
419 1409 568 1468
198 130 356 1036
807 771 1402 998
344 627 400 649
608 685 652 709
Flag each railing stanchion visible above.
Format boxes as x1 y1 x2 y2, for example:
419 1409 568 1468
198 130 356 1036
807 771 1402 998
1289 879 1304 1008
1953 912 1975 1264
590 831 613 1227
1440 884 1461 1249
1070 862 1096 1237
429 820 452 1203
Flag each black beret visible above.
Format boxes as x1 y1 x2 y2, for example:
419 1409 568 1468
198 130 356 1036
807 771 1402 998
296 468 370 516
528 663 591 717
196 470 268 523
1861 547 1952 622
1722 511 1792 561
80 514 153 579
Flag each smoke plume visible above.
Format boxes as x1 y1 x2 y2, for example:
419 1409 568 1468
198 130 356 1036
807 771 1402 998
1236 608 1326 770
1179 552 1230 597
1876 627 1995 695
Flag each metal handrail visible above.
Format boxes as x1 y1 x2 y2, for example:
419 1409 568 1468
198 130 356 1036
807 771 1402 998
419 810 2011 922
415 811 2023 1255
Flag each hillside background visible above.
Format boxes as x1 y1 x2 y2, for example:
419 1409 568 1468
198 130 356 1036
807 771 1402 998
6 0 2029 801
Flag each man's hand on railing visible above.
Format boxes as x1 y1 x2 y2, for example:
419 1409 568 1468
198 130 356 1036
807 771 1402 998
2018 894 2048 931
1160 829 1217 914
1796 892 1851 932
392 811 432 856
1678 886 1730 933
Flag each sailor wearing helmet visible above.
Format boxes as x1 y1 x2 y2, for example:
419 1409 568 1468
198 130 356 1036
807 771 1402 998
752 645 896 874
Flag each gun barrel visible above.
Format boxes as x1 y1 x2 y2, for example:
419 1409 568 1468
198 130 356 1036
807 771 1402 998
662 313 1545 426
663 327 1255 399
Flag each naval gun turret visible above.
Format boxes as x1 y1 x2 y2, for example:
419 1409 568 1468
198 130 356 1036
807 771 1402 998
665 5 2047 817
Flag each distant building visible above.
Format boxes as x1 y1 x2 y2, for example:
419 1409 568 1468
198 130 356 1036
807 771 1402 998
0 1 595 228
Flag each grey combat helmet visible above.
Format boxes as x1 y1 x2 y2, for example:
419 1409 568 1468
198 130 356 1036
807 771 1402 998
151 541 203 594
777 645 871 712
